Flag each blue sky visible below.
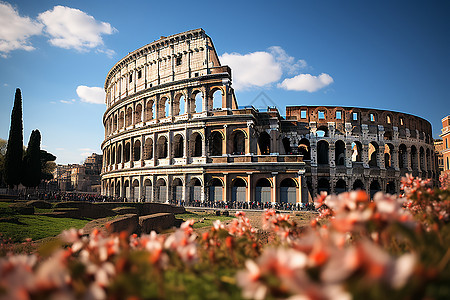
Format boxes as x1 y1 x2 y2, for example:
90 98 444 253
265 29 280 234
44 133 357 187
0 0 449 164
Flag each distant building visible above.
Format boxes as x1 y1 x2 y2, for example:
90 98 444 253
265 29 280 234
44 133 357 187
52 153 103 193
441 116 450 174
434 139 444 176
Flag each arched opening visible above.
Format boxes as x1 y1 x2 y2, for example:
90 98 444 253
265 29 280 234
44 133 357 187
115 181 121 198
143 138 153 160
386 181 396 195
189 178 202 203
113 114 117 132
255 178 271 203
156 178 167 203
411 146 418 170
111 146 116 165
317 140 329 165
124 180 130 200
398 144 407 169
212 89 222 110
145 99 154 121
282 137 291 154
157 136 168 159
209 178 223 202
384 131 393 140
144 179 152 202
124 142 131 162
370 180 381 198
190 132 203 157
132 179 140 202
426 149 431 173
117 144 122 163
419 147 425 170
106 148 110 166
231 178 246 203
209 131 223 156
352 179 364 191
110 182 114 197
125 107 133 127
119 111 124 129
133 140 141 161
335 140 346 166
335 179 346 194
351 141 362 162
316 126 328 138
194 91 203 113
368 142 379 167
158 97 168 118
385 144 394 168
173 94 185 116
298 138 311 160
172 178 183 203
317 178 330 194
173 134 184 158
280 178 296 204
258 132 271 155
134 104 142 124
164 98 170 117
232 130 245 155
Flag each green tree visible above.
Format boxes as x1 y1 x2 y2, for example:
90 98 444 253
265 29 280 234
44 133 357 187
4 89 23 188
40 149 57 181
0 138 7 187
22 130 41 187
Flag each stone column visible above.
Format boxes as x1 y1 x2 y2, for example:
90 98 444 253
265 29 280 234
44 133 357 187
272 172 278 204
329 143 336 168
247 173 252 204
346 143 353 168
378 143 385 169
406 148 412 172
153 132 157 167
223 173 228 203
392 148 399 170
362 143 369 168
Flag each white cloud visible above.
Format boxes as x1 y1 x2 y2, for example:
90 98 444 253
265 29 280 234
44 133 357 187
0 1 43 57
76 85 105 104
278 73 334 92
268 46 307 75
60 99 76 104
37 6 116 52
220 51 282 90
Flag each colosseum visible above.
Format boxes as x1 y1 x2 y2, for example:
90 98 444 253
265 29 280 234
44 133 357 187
100 28 437 206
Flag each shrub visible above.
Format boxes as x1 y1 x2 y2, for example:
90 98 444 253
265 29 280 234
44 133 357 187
9 202 34 215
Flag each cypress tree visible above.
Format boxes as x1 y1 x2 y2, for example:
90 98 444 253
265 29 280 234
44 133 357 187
4 88 23 188
22 130 42 188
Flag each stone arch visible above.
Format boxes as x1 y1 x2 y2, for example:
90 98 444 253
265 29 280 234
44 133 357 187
210 87 224 110
173 93 186 116
113 114 118 132
124 141 131 162
351 141 362 162
117 144 122 163
335 140 346 166
172 178 183 203
231 130 246 155
157 136 168 159
190 132 203 157
335 179 347 194
386 181 396 195
144 138 153 160
411 145 418 170
133 139 141 161
145 99 156 121
255 178 272 203
209 131 223 156
370 180 381 198
125 107 133 127
124 179 130 199
111 146 116 164
119 111 124 129
209 178 224 202
155 178 167 203
231 177 247 202
257 131 271 155
369 142 379 167
173 134 184 158
106 148 110 166
189 177 202 203
352 179 365 191
192 90 203 113
280 178 297 204
317 178 330 194
134 103 142 124
143 179 152 202
132 179 140 201
398 144 407 169
317 140 329 165
419 146 425 170
426 148 431 172
298 138 310 160
384 143 394 168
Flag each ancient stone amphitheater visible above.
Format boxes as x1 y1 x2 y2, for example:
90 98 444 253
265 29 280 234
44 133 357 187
101 29 437 204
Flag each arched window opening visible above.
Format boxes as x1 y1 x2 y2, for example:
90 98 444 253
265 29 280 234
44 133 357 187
124 180 130 200
134 104 142 124
190 133 203 157
335 140 346 166
282 137 291 154
156 179 167 203
111 147 116 165
194 92 203 113
189 178 202 203
370 180 381 199
233 131 245 155
386 115 392 124
173 134 184 158
124 142 131 162
164 99 170 117
352 179 364 191
132 179 140 202
212 89 222 110
298 138 310 160
385 144 394 168
117 144 122 163
209 131 223 156
119 111 124 129
317 178 330 194
113 114 117 132
125 107 133 127
280 178 297 204
143 138 153 160
145 100 154 121
106 149 110 166
231 178 246 203
255 178 272 203
173 94 185 116
133 140 141 161
351 142 362 162
317 140 329 165
335 179 346 194
209 178 223 202
258 132 271 155
144 179 152 202
316 126 328 138
157 136 168 159
411 146 418 170
386 181 396 195
368 142 379 167
419 147 425 170
172 178 183 203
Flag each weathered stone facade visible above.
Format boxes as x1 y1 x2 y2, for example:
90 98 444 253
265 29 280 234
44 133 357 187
101 29 436 203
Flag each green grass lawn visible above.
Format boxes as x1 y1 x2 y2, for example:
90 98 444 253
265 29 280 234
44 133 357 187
177 211 236 229
0 201 89 242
